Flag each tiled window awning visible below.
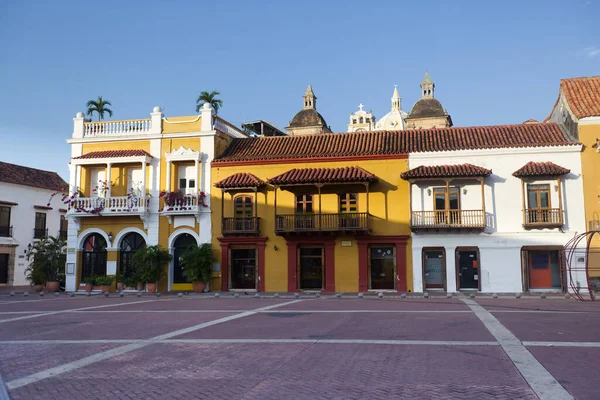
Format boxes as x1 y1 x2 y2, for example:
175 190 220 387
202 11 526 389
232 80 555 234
512 161 570 178
401 164 492 180
71 150 153 165
267 166 377 186
214 173 264 190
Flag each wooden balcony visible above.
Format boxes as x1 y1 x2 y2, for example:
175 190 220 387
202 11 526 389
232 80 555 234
410 210 486 231
275 212 370 235
222 217 260 236
523 208 563 229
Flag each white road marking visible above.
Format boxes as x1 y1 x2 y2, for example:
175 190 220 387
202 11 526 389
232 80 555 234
5 299 304 390
524 341 600 348
0 338 500 346
0 299 178 324
461 298 573 400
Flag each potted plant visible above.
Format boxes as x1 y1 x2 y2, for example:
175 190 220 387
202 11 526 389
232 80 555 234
181 243 215 293
26 236 66 293
83 276 95 292
25 263 46 292
94 275 113 293
115 271 125 291
131 245 171 293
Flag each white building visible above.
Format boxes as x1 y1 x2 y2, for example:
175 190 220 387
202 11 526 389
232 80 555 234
347 104 376 132
0 162 68 287
64 104 247 293
403 124 586 293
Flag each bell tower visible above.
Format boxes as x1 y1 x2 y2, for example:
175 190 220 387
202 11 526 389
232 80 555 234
303 85 317 109
420 72 435 99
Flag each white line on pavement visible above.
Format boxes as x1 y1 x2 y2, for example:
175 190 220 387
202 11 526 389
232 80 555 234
0 299 178 324
523 341 600 348
0 309 474 315
461 298 573 400
0 338 500 346
5 299 304 390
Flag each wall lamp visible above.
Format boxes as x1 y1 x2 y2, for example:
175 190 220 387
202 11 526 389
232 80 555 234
273 245 278 251
108 232 113 242
463 188 468 195
427 188 432 196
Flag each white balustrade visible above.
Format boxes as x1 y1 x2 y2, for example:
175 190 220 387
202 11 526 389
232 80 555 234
69 196 149 215
163 194 200 213
83 119 152 137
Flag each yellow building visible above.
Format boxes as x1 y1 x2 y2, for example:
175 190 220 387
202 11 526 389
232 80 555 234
211 132 412 293
64 104 247 292
546 75 600 283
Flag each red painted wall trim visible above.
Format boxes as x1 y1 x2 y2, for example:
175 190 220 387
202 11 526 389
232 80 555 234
217 236 268 292
212 153 408 168
356 235 411 292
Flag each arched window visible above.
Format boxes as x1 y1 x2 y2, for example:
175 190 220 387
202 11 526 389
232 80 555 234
234 195 253 218
81 233 107 281
119 232 146 279
173 233 197 284
359 117 364 124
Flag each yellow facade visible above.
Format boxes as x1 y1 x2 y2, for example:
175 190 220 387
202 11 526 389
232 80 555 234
578 122 600 276
70 112 236 292
211 157 413 293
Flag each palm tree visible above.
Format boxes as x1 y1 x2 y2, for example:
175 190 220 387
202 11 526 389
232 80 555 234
86 96 113 122
196 91 223 115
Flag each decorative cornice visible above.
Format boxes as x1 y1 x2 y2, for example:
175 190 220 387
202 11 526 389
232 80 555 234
164 146 202 162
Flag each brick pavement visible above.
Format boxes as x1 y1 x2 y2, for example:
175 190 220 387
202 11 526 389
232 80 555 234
0 293 599 399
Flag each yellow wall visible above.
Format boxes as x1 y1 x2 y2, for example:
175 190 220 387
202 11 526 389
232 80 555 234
161 116 201 134
579 123 600 276
211 158 412 292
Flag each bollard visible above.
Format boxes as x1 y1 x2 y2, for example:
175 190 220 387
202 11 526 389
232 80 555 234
104 292 109 297
24 292 29 297
137 293 142 298
540 294 546 299
254 293 260 298
515 293 521 299
564 293 571 299
274 293 279 298
119 292 124 298
214 293 220 298
378 292 384 299
39 292 44 297
315 292 321 298
9 292 15 297
400 293 407 299
55 292 60 297
70 292 75 297
469 294 475 299
178 293 183 298
294 293 300 299
234 293 240 298
493 293 498 299
446 293 452 299
336 293 342 298
156 292 161 297
358 292 364 298
423 292 429 298
86 292 91 297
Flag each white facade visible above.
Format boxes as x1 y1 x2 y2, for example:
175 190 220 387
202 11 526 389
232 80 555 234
0 181 67 286
408 145 587 293
64 104 245 292
348 104 376 132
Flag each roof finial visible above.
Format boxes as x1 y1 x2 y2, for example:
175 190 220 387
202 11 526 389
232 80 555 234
420 72 435 99
358 103 364 111
303 84 317 110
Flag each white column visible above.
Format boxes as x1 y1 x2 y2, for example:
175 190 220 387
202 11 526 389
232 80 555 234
445 246 457 293
69 163 78 196
76 165 82 194
194 159 199 194
165 161 171 192
73 112 85 139
141 161 147 196
150 106 163 134
106 163 112 197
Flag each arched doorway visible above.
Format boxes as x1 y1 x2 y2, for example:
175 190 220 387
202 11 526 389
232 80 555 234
81 233 107 282
173 233 197 288
119 232 146 280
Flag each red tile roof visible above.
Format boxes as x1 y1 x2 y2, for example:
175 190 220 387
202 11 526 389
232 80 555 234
267 167 377 185
0 161 67 192
214 123 574 164
560 76 600 119
512 162 570 178
73 150 152 159
214 173 264 189
401 164 492 180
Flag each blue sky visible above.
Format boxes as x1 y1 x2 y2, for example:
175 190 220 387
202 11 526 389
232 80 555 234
0 0 598 180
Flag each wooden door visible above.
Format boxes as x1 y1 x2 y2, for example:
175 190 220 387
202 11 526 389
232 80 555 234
528 251 553 289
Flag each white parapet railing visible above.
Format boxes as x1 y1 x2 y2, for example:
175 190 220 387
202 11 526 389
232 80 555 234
83 119 152 137
69 196 149 215
162 194 201 213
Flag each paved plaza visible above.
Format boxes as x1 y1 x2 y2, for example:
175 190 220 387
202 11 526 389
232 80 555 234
0 293 599 399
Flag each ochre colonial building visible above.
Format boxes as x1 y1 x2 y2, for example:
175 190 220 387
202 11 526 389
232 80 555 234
211 133 412 293
546 75 600 287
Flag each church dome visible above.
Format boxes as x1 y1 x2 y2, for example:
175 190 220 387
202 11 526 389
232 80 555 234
409 98 446 118
289 108 329 128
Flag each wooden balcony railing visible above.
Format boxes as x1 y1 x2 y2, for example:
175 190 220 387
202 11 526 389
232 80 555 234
34 228 48 239
0 225 13 238
410 210 486 230
523 208 563 228
275 212 369 234
222 217 260 235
